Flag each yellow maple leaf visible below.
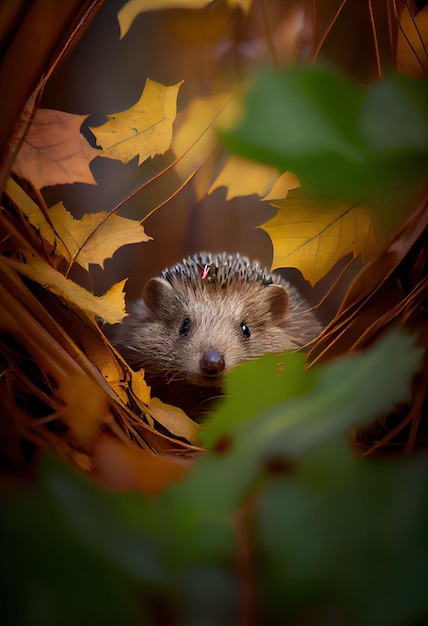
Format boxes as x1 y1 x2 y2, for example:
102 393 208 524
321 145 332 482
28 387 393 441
48 204 151 270
91 79 183 165
208 155 300 200
12 109 99 189
118 0 213 39
264 178 425 286
6 178 151 271
262 195 375 286
5 256 128 324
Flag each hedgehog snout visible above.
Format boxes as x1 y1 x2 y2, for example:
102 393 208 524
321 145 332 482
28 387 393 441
199 348 225 378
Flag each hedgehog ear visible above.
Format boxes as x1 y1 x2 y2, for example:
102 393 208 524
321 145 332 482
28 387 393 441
143 278 173 312
265 284 289 326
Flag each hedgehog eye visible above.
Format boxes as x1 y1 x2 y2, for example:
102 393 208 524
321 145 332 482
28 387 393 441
240 321 251 339
179 316 191 337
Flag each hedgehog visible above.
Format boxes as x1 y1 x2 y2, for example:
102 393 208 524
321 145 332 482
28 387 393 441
111 252 321 419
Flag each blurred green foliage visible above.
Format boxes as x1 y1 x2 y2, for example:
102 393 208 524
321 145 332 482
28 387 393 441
1 328 427 626
222 65 428 202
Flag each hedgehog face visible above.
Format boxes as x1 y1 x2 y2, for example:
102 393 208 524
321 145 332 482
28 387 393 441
141 274 293 387
111 253 322 417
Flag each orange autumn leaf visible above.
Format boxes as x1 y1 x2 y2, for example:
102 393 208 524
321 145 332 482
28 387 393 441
91 79 182 165
12 109 99 188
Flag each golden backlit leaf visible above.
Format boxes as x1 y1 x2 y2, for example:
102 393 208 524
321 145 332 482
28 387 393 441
47 204 151 270
262 196 374 285
264 178 425 286
6 178 151 270
208 155 299 201
12 108 99 188
91 79 182 165
6 256 128 324
117 0 213 39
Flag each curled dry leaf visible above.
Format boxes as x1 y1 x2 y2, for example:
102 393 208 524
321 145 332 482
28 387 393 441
12 109 99 189
91 79 183 165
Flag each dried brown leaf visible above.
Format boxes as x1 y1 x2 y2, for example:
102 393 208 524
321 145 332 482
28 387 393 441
12 108 99 188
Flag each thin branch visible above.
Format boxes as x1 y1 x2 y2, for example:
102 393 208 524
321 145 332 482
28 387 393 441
368 0 382 78
311 0 348 64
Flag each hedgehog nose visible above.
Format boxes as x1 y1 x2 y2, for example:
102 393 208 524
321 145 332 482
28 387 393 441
200 349 225 377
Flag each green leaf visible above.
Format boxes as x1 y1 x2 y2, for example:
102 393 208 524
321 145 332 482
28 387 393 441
201 350 318 448
0 464 143 626
0 328 423 626
256 442 428 626
179 327 422 547
204 327 422 461
221 66 428 200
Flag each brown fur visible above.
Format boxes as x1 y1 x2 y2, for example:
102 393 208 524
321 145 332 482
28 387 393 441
111 252 321 418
